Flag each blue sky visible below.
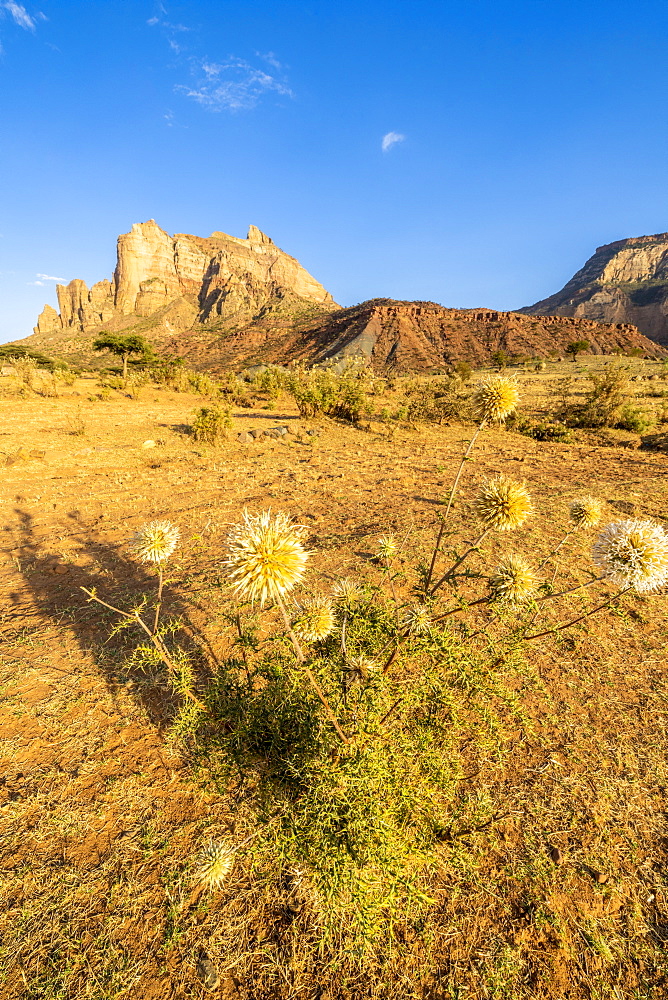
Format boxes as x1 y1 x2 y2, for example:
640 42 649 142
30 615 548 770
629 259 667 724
2 0 668 343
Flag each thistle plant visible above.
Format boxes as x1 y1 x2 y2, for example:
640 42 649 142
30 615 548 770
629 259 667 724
537 497 603 571
489 554 539 604
222 510 346 741
343 655 378 689
425 376 520 592
376 534 397 562
401 603 433 635
592 520 668 593
332 578 364 607
131 520 180 633
293 596 337 643
194 841 236 889
570 497 603 530
223 510 310 606
524 520 668 641
81 517 203 712
430 477 533 595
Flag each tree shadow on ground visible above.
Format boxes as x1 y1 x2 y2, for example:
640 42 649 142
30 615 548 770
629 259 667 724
8 506 218 730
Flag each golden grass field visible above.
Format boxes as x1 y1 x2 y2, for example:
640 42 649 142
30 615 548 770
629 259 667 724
1 357 668 999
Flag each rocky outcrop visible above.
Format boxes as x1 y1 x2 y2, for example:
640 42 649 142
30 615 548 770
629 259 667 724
32 220 336 338
519 232 668 345
172 299 664 372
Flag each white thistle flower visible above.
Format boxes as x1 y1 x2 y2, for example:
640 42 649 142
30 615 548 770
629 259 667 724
402 603 433 634
194 841 235 889
222 510 310 606
332 578 364 605
131 520 180 563
292 596 336 642
377 534 397 561
592 520 668 593
489 554 539 603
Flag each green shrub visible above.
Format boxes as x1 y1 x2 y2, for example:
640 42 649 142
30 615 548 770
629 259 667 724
561 367 630 428
190 404 232 444
615 404 655 434
396 376 468 425
284 363 373 423
515 419 572 443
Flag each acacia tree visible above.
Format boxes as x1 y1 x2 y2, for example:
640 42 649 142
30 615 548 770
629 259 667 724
565 339 590 363
93 333 153 378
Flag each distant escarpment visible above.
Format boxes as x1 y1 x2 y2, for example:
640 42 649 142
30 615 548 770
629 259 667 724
20 223 664 372
520 232 668 345
172 299 664 372
29 220 337 349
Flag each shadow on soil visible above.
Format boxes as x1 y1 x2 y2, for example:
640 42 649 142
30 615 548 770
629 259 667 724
9 506 218 730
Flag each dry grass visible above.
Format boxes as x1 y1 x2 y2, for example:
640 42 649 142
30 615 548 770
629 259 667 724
1 362 668 998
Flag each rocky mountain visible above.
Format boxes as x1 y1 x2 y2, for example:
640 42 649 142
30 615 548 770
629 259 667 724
20 223 664 372
519 232 668 345
32 220 337 343
172 299 664 372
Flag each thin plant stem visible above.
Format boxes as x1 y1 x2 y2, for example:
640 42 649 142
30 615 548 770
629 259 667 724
275 594 348 743
522 588 629 642
80 587 206 710
152 565 164 636
536 575 604 602
430 527 492 595
424 420 486 592
537 528 576 571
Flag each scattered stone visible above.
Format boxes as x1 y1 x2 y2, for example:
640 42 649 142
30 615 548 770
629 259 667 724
549 845 563 865
237 431 252 444
249 429 263 439
29 450 46 459
196 951 220 991
141 439 156 449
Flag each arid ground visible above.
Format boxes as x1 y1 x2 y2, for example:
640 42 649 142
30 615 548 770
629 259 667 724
1 357 668 999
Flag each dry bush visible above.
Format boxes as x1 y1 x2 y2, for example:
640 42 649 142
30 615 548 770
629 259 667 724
284 363 374 423
190 404 232 444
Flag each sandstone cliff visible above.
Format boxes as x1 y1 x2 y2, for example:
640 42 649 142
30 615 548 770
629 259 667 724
33 220 337 340
519 232 668 345
171 299 664 372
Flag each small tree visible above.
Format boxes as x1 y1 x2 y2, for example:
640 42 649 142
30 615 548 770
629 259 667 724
565 340 590 363
93 333 153 379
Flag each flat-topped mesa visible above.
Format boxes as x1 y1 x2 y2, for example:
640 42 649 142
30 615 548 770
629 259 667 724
519 231 668 345
33 220 337 337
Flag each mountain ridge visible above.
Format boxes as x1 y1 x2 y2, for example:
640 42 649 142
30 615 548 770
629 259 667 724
519 231 668 344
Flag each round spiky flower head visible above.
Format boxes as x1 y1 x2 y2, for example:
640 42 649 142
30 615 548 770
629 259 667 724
473 476 533 531
194 841 235 889
223 510 310 606
489 554 539 603
377 534 397 561
402 603 433 635
332 578 364 606
292 596 336 642
472 376 520 424
570 496 603 529
592 519 668 593
131 520 180 564
344 655 378 687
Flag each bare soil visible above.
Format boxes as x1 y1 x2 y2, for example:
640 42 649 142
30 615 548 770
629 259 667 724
1 359 668 998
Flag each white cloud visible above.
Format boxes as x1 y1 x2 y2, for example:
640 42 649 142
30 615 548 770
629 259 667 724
178 56 293 112
1 1 36 30
147 16 159 26
256 50 283 71
382 131 406 153
36 273 66 282
28 280 44 286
